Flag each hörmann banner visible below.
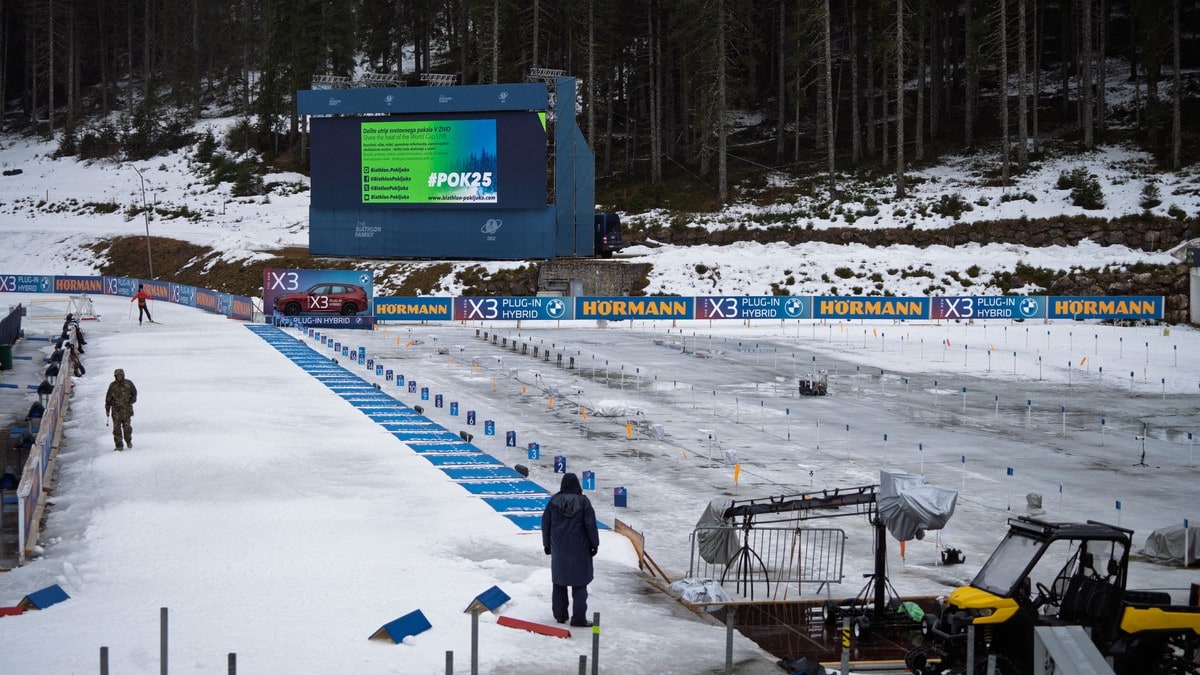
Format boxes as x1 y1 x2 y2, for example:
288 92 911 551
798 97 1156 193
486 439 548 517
1047 296 1163 320
813 296 930 320
695 296 811 320
375 298 453 321
575 297 693 320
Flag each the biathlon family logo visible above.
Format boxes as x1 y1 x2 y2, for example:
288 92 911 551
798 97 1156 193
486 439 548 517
481 219 503 235
784 297 805 318
545 298 566 319
498 92 509 102
1018 297 1040 318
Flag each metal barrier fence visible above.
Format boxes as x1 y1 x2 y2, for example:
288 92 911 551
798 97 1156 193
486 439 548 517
689 526 845 601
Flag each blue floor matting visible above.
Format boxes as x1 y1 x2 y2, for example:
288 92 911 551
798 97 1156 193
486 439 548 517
245 324 557 530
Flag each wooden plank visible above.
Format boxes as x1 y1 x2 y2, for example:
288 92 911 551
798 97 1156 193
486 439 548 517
496 615 571 638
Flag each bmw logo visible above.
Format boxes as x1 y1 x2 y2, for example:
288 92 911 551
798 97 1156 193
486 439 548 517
546 299 566 318
359 273 372 285
1019 297 1039 318
784 297 805 317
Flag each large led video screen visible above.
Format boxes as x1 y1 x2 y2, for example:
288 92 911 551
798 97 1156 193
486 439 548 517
311 112 547 210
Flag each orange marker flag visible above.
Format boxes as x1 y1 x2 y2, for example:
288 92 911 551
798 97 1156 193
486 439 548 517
548 396 554 409
733 464 741 485
521 386 527 394
872 328 878 337
899 540 907 559
581 408 588 421
1079 356 1087 366
625 422 633 439
679 446 688 461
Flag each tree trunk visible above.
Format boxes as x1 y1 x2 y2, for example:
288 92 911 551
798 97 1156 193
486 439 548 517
964 0 975 149
1097 0 1106 136
777 0 786 161
648 1 661 183
916 0 925 162
532 0 539 69
587 0 594 143
1033 0 1041 155
825 0 836 197
1017 0 1028 170
1001 0 1010 182
1060 0 1070 119
1082 0 1093 149
1172 0 1181 168
48 2 55 134
717 0 728 204
143 0 152 99
866 13 875 159
850 0 861 164
894 0 904 197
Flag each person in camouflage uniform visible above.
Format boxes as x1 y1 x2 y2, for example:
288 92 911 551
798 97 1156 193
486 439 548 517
105 368 138 451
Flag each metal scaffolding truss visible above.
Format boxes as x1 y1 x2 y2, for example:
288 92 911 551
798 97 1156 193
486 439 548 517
419 73 459 87
526 68 566 203
358 72 405 88
311 74 352 90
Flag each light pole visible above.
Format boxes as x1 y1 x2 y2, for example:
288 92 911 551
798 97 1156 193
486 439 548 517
131 166 154 279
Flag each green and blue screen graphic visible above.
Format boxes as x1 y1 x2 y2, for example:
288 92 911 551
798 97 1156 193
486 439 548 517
360 119 498 204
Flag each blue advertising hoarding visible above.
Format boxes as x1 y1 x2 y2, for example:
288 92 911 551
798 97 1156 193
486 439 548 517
694 296 811 320
812 296 929 320
453 296 573 321
575 296 693 321
0 275 52 293
53 276 105 294
1047 296 1163 320
375 297 453 321
104 276 139 297
931 296 1045 320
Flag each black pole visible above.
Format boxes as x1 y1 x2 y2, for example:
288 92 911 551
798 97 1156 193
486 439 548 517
160 607 168 675
873 519 887 618
471 608 479 675
100 646 109 675
590 611 599 675
227 653 236 675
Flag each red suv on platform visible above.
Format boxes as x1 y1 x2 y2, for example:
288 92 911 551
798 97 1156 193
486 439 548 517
273 283 368 316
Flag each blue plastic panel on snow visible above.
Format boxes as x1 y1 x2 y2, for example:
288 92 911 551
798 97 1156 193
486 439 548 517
422 454 504 466
482 496 551 512
442 466 524 480
459 481 545 495
21 584 70 610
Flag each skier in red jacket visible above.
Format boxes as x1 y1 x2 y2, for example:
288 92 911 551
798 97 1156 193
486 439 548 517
132 285 153 325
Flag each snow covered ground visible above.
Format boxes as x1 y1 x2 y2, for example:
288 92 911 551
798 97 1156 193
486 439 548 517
1 126 1198 673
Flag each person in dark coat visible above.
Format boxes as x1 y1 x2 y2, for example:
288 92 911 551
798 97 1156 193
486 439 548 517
541 472 600 627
